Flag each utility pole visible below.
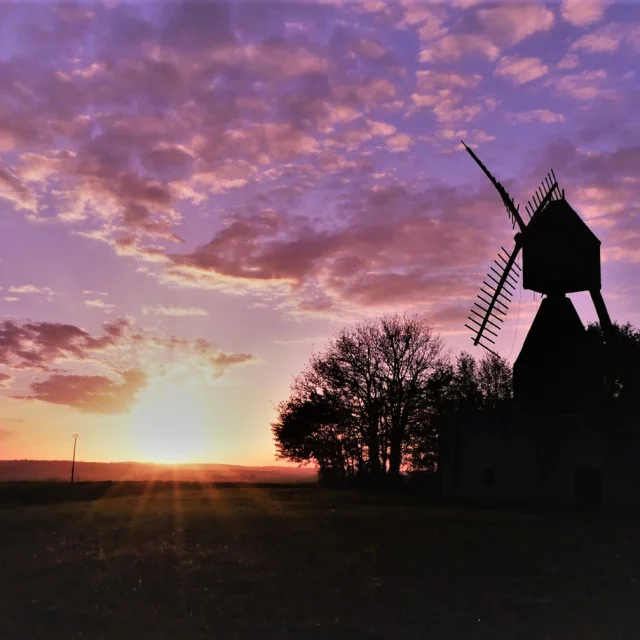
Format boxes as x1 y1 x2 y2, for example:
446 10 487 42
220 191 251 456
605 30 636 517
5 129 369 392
71 434 79 483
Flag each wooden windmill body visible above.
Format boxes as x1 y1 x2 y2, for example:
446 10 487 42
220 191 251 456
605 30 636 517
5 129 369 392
463 142 613 412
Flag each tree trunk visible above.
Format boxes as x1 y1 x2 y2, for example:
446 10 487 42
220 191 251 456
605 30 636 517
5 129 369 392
388 434 403 481
368 422 382 481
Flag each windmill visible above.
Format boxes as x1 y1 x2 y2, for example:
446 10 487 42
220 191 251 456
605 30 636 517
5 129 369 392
462 141 613 411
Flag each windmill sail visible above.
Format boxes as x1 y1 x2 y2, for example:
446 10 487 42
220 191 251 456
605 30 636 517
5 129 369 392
524 170 561 220
466 244 521 354
461 141 526 232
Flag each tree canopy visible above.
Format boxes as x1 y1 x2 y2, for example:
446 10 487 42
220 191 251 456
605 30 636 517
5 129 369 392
272 313 512 483
586 321 640 414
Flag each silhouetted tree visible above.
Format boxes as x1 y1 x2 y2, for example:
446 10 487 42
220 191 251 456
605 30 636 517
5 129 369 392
477 352 513 408
586 321 640 415
405 351 512 472
272 314 446 484
274 396 341 468
376 315 446 481
273 315 516 484
451 352 484 411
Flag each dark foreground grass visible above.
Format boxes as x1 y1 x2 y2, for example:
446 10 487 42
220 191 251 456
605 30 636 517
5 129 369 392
1 484 640 640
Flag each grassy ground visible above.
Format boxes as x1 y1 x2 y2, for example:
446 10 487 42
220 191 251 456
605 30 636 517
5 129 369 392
1 483 640 640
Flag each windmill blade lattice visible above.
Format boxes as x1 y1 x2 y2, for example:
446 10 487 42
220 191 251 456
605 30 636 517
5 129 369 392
465 245 521 355
524 169 562 220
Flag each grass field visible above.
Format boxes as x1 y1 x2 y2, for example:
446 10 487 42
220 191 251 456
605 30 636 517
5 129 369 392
2 483 640 640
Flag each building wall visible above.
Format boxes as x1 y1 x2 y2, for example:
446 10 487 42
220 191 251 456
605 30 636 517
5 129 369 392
439 410 640 506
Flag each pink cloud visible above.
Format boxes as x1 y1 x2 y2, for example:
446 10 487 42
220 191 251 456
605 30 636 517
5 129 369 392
0 162 37 213
85 299 115 312
0 318 134 371
551 69 616 101
414 9 449 42
8 285 54 296
386 133 413 152
368 120 397 137
161 180 516 313
142 305 208 317
477 5 555 47
19 370 147 414
0 0 635 333
570 23 638 53
508 110 566 124
494 55 549 85
0 373 14 389
243 39 329 78
561 0 611 27
557 54 580 70
415 70 483 93
419 34 500 63
410 70 488 125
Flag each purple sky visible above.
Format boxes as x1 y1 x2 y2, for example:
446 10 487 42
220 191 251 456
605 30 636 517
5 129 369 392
0 0 639 463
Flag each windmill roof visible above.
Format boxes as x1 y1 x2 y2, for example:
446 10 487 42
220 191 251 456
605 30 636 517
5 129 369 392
524 199 601 245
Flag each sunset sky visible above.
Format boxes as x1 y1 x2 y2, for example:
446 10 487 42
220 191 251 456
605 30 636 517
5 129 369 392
0 0 638 464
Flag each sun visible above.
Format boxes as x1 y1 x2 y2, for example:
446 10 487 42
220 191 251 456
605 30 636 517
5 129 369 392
128 375 214 464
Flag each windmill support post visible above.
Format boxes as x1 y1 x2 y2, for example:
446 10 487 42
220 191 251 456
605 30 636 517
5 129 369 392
590 289 614 341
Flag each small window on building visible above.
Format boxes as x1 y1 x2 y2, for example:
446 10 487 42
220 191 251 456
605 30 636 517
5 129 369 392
482 468 495 486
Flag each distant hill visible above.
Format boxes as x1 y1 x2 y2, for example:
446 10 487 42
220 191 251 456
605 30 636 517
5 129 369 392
0 460 318 483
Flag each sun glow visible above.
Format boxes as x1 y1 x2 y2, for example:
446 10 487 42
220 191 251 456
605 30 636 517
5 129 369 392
128 374 215 464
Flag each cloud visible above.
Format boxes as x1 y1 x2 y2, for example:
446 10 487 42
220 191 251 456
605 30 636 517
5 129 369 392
142 305 209 317
477 5 555 47
127 333 256 379
19 370 148 415
0 4 390 288
411 93 490 125
494 55 549 85
570 23 637 54
557 54 579 70
419 34 500 63
0 0 634 328
1 312 257 412
85 299 115 312
368 120 397 137
0 373 14 388
414 7 449 41
0 318 131 370
561 0 611 27
82 290 108 297
397 3 449 39
508 110 566 124
415 70 483 93
551 69 616 101
410 71 488 125
8 285 55 296
243 39 328 78
161 180 516 312
386 133 413 153
527 137 640 262
0 162 37 213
